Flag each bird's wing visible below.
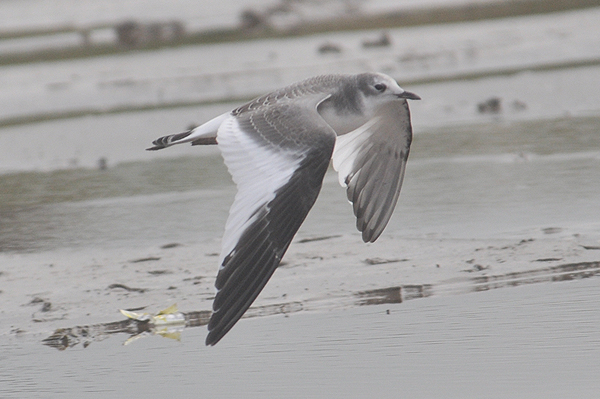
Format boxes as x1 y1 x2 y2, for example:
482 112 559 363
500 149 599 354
207 97 336 345
332 100 413 243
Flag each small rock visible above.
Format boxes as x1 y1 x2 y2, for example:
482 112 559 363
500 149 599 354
318 42 342 54
477 97 501 114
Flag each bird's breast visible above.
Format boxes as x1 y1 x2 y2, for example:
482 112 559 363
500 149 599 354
318 105 371 136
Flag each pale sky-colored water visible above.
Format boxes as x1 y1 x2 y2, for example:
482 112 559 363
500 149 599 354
3 277 600 398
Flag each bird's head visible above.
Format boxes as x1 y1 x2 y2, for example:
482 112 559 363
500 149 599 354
358 72 421 105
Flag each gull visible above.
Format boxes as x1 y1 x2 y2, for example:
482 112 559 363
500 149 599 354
147 72 420 345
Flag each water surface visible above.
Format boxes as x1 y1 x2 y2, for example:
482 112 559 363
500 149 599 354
2 278 599 398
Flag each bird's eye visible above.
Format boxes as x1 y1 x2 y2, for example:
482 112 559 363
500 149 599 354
373 83 386 92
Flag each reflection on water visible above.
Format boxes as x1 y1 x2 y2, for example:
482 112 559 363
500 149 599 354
42 309 211 351
42 260 600 350
355 285 433 306
471 261 600 291
41 302 303 350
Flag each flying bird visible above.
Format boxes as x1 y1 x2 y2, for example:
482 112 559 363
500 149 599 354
147 72 420 345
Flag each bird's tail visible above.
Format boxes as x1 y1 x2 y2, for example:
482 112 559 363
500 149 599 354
146 130 193 151
146 112 227 151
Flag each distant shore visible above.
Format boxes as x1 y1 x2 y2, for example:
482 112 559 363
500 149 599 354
3 55 600 130
0 0 598 66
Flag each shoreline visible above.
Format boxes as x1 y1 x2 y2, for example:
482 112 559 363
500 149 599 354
1 0 599 66
2 57 599 130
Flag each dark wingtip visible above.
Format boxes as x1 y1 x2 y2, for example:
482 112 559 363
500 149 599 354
205 334 217 346
205 309 233 346
361 226 383 243
205 327 225 346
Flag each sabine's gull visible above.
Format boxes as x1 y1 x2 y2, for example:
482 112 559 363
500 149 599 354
148 72 420 345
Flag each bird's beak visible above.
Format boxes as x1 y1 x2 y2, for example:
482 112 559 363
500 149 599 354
397 91 421 100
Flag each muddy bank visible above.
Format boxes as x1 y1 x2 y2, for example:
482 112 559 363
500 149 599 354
1 0 599 66
3 228 600 341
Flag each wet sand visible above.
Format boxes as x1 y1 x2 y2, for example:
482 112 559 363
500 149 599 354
3 228 600 339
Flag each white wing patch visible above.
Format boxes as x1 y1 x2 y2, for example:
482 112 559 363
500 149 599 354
185 112 229 143
217 116 302 266
331 116 380 187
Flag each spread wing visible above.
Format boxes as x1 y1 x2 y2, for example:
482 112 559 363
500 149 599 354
332 100 413 242
207 97 336 345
